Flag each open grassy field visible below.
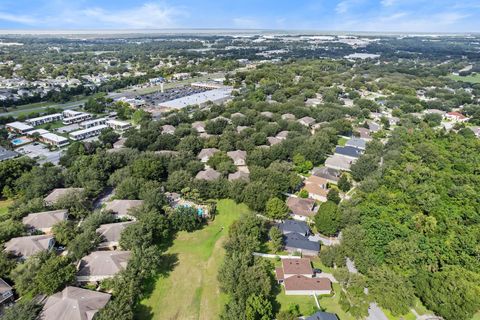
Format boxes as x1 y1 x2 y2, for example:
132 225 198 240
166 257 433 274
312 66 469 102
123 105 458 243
448 73 480 84
135 199 249 320
0 199 12 218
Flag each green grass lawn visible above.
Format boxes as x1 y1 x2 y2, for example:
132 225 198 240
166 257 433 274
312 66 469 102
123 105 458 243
135 199 249 320
448 73 480 84
0 199 12 218
337 137 348 146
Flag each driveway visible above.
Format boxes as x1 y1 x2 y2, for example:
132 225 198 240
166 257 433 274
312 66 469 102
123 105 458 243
367 303 388 320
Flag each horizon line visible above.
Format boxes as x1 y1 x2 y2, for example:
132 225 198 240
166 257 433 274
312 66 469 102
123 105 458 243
0 28 478 36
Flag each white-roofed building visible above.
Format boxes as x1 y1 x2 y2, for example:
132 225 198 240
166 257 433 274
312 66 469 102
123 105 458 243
158 88 232 109
6 121 34 134
70 125 108 140
25 113 63 126
39 132 69 147
106 119 131 131
80 118 107 129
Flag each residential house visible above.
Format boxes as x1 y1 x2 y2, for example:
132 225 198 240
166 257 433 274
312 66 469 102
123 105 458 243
4 234 55 259
325 154 355 172
227 150 247 166
334 146 363 159
275 258 331 295
303 175 329 202
195 168 221 181
284 232 320 256
161 124 176 135
236 126 249 133
40 286 111 320
77 251 131 282
260 111 274 119
96 221 136 249
276 131 289 140
298 116 316 127
281 113 296 120
445 111 469 122
354 127 371 140
286 196 318 221
231 112 245 118
277 219 310 237
424 109 446 116
22 209 68 233
345 137 366 150
306 311 339 320
44 188 85 206
367 121 381 132
0 278 13 306
468 126 480 138
197 148 220 163
267 137 282 146
192 121 206 133
312 166 341 184
228 171 250 182
104 199 143 219
275 258 314 281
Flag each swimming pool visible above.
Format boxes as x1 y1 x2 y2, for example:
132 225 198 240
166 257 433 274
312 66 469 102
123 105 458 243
179 203 204 216
11 137 30 146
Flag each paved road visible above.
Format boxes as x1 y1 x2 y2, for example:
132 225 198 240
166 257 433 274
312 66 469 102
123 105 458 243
367 303 389 320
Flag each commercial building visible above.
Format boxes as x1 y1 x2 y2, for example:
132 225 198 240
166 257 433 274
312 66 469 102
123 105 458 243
70 124 107 140
62 111 92 125
6 121 34 134
158 87 232 109
106 119 132 131
80 117 107 129
39 132 69 147
25 113 63 126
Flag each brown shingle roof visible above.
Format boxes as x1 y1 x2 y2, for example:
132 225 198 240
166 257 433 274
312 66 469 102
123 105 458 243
284 275 331 291
275 267 285 281
44 188 84 205
286 197 317 217
282 258 313 275
77 251 131 278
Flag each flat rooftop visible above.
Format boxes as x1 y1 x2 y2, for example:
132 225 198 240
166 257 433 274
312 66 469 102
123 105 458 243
158 88 232 109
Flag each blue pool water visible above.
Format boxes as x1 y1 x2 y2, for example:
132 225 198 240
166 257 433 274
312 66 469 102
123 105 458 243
11 138 29 146
181 204 204 216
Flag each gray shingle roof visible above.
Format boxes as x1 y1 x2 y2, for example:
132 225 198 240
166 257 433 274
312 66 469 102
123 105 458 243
305 311 339 320
284 232 320 252
335 146 363 158
40 286 111 320
277 220 310 236
22 209 68 231
77 251 131 278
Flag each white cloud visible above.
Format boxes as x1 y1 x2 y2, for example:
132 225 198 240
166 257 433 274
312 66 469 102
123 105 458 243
80 3 183 29
0 2 186 29
0 12 39 24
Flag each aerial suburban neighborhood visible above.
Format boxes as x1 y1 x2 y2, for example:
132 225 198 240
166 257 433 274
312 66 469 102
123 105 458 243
0 1 479 320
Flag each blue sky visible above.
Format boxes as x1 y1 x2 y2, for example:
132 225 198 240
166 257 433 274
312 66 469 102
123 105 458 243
0 0 479 32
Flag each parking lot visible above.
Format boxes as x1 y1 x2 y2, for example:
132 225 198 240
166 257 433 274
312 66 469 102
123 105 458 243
15 143 63 165
140 86 210 106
